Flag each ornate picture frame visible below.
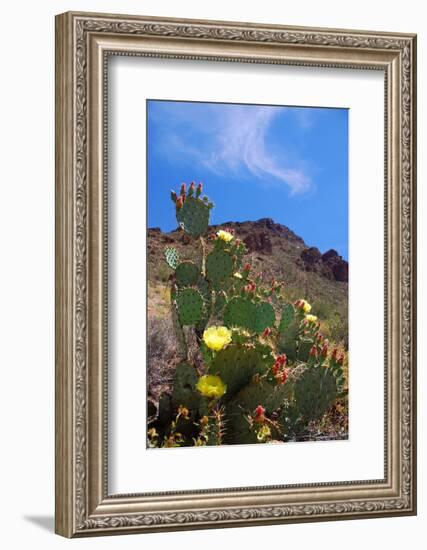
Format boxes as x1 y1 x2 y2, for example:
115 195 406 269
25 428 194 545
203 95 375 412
55 11 417 537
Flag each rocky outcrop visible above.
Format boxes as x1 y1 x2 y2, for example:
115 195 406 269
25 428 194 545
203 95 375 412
299 247 348 283
243 232 273 254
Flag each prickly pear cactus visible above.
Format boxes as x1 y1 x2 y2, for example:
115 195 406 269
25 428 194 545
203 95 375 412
164 246 180 270
149 182 348 448
175 261 200 287
208 344 266 399
171 362 204 413
254 301 275 334
214 290 227 317
176 196 210 238
293 366 337 421
279 303 295 333
223 296 257 332
206 249 233 286
176 287 204 326
297 338 314 362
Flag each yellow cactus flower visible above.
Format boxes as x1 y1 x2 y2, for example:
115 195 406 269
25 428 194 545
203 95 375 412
203 325 232 351
256 424 271 442
295 299 311 313
233 272 243 279
217 229 234 242
196 375 227 399
305 314 318 323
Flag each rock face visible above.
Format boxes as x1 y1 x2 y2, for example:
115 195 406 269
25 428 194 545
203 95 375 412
299 247 348 283
243 232 273 254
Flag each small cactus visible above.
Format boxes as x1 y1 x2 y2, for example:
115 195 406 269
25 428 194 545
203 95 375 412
164 246 180 270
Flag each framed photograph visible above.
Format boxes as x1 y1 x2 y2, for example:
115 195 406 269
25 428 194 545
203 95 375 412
55 11 417 537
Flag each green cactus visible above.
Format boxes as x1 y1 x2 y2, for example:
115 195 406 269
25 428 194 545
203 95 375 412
164 246 180 270
175 261 200 287
293 366 337 421
171 362 203 412
205 407 226 446
214 290 228 317
171 299 187 360
223 296 257 332
297 338 314 362
278 317 300 361
176 287 204 326
208 344 266 399
254 301 275 334
232 378 292 414
176 196 210 238
279 303 295 333
206 248 233 287
195 278 212 333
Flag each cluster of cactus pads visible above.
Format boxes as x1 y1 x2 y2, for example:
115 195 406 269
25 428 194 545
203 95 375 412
147 182 347 448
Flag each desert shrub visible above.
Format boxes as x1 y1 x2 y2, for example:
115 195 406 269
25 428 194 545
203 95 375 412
147 316 179 399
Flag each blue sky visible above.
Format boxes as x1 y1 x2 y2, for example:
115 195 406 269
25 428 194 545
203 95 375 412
147 100 348 260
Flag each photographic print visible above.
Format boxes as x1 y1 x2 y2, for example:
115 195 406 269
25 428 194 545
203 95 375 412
146 100 349 448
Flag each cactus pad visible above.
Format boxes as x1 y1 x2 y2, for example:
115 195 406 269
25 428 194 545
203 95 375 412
175 261 200 287
297 338 314 362
176 288 204 326
279 303 295 333
214 291 227 317
171 362 201 412
195 278 212 332
164 247 180 270
293 366 337 421
209 344 266 398
206 249 233 286
254 301 276 334
232 379 292 414
278 318 300 361
223 297 257 332
176 196 210 238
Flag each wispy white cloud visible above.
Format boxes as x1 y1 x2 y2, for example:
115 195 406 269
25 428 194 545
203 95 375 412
150 102 312 195
202 106 311 195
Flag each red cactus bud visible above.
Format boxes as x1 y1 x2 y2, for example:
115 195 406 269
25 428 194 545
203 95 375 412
321 343 329 357
176 197 184 209
180 183 186 196
243 263 251 272
331 348 338 360
337 353 345 365
280 369 289 384
262 327 272 338
309 345 318 357
196 182 203 196
254 405 265 422
272 362 279 376
188 182 195 196
275 354 286 366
